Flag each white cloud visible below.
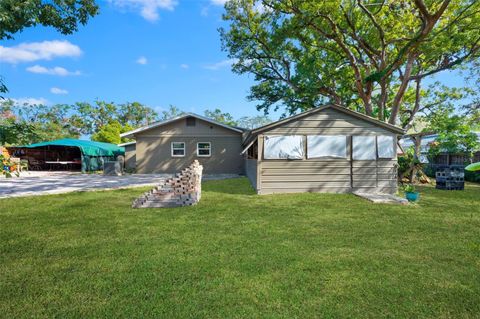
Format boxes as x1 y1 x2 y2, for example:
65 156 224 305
136 56 148 65
50 87 69 95
109 0 177 22
203 58 237 70
211 0 228 5
0 40 82 64
200 6 209 16
180 64 189 69
26 65 81 76
11 97 49 106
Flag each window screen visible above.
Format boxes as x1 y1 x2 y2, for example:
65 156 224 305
264 135 304 159
377 136 395 158
307 135 347 158
171 142 185 157
352 136 376 160
197 142 211 157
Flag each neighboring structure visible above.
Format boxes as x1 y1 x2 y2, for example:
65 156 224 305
400 133 480 165
119 141 136 170
8 138 124 172
122 105 405 195
242 104 405 194
120 113 245 174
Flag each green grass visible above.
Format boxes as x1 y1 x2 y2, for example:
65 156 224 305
1 178 479 318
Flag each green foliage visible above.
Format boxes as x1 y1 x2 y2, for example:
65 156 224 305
204 108 237 126
398 147 422 180
0 0 99 40
91 121 133 144
160 105 185 120
403 184 417 193
0 100 79 145
221 0 480 124
237 115 272 129
426 107 479 158
0 0 99 93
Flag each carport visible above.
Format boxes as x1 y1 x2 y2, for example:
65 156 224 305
9 139 125 172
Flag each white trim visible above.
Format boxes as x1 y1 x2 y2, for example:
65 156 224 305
120 113 244 138
240 139 256 155
118 141 136 147
171 141 186 157
197 142 211 157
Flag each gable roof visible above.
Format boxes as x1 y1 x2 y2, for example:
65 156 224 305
243 104 405 146
120 113 245 139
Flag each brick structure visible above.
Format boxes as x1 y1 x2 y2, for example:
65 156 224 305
132 160 203 208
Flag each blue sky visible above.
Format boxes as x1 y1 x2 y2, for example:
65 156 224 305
0 0 264 119
0 0 470 121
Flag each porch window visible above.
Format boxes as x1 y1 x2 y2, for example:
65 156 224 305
377 136 395 158
264 135 304 159
171 142 185 157
352 136 376 160
307 135 347 158
197 142 211 157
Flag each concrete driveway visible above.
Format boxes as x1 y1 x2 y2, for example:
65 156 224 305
0 172 170 199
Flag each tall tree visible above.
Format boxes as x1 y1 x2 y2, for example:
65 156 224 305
0 0 99 95
237 115 272 129
220 0 480 126
160 105 185 120
204 108 237 126
117 102 158 127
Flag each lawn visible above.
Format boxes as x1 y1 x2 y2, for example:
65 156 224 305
1 178 479 318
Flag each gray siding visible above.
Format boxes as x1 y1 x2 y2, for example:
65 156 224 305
255 108 398 195
245 158 257 189
124 144 136 170
135 117 244 174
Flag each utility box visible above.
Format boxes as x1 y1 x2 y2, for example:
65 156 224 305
104 161 122 176
435 165 464 190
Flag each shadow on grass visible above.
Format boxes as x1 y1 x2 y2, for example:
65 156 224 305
202 177 256 195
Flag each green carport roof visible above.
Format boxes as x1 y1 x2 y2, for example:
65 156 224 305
22 138 124 157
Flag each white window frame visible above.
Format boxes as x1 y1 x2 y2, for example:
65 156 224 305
197 142 211 157
171 142 185 157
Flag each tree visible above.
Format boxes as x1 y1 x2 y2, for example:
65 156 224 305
426 107 479 160
91 121 133 145
220 0 480 126
0 0 99 94
237 115 272 129
117 102 158 127
1 100 80 145
204 108 237 126
160 105 185 120
71 101 117 135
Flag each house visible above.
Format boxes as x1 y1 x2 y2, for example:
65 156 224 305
120 113 245 174
118 141 136 170
121 104 405 194
242 104 405 194
400 133 480 165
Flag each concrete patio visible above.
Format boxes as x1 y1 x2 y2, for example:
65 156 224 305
0 172 170 199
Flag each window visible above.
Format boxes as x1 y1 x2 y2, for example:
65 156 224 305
307 135 347 158
377 135 395 158
171 142 185 157
264 135 304 159
352 136 376 160
186 117 196 126
197 142 211 157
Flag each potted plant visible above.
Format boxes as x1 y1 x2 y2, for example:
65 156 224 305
403 184 419 202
